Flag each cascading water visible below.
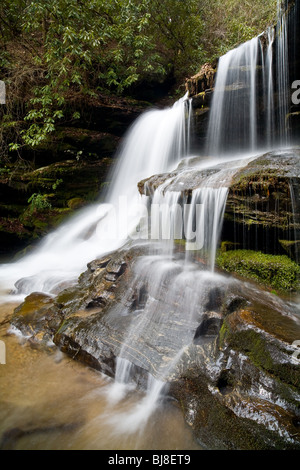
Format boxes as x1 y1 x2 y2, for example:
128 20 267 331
0 93 200 436
276 0 290 146
1 1 298 448
105 2 296 424
206 37 259 155
206 2 291 155
261 26 275 149
184 187 229 270
0 95 192 301
106 150 259 431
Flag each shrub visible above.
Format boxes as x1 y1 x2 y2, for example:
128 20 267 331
27 193 52 214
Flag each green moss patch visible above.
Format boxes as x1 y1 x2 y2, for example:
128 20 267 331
216 249 300 292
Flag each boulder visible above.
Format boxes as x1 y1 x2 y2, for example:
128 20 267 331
10 243 300 449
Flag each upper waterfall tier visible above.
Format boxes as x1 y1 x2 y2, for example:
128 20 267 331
188 0 300 154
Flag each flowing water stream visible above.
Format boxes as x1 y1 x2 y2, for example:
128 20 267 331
0 303 201 450
0 3 298 451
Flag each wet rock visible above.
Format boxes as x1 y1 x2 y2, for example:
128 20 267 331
9 246 300 449
0 421 83 450
11 292 58 346
185 63 216 98
0 157 114 257
139 149 300 263
170 285 300 450
49 249 300 448
194 311 223 340
52 247 147 377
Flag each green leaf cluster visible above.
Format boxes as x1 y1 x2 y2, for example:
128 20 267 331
0 0 278 152
27 193 52 213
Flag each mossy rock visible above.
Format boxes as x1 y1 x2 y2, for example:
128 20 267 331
11 292 59 343
0 156 114 255
216 249 300 292
218 307 300 389
67 198 86 210
279 239 300 262
222 150 300 258
170 372 299 450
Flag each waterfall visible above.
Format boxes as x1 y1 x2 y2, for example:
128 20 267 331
262 27 276 149
0 95 192 300
107 151 256 428
184 187 229 270
206 37 259 155
276 0 290 146
147 184 229 270
106 252 230 433
150 187 183 255
0 2 296 442
206 3 291 155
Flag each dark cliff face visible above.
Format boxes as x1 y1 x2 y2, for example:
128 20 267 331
223 150 300 260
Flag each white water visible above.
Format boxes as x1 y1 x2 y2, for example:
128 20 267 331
184 187 229 270
0 95 192 301
106 252 234 433
107 149 260 425
0 94 199 435
0 3 296 444
276 1 290 146
206 3 290 155
262 27 275 149
206 37 259 155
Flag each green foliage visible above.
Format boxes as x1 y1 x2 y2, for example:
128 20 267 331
27 193 52 213
0 0 278 151
217 249 300 292
0 165 11 176
201 0 278 59
52 178 63 190
144 0 206 79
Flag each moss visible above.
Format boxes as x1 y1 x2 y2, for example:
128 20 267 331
219 317 300 389
171 375 298 450
216 249 300 292
55 286 83 310
218 321 230 348
233 329 275 370
173 238 186 247
67 197 86 210
55 318 69 335
220 241 240 252
279 239 300 262
14 292 53 318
